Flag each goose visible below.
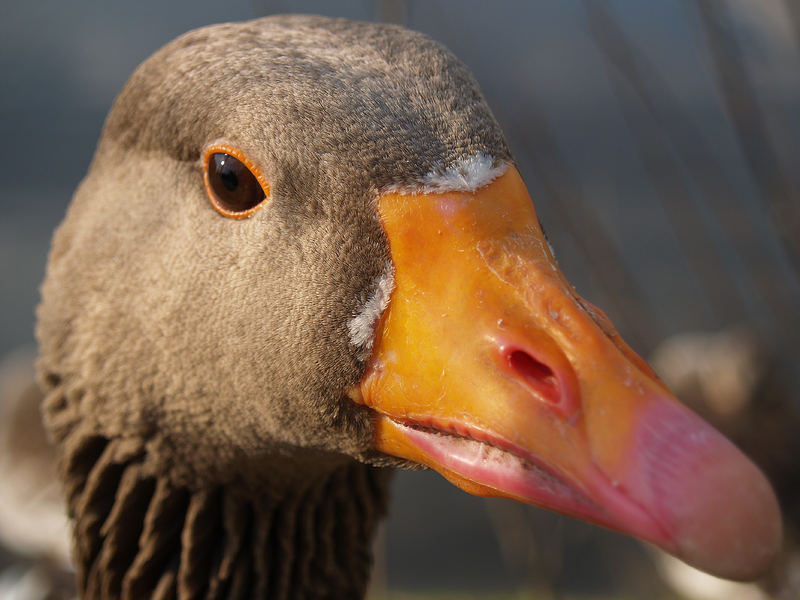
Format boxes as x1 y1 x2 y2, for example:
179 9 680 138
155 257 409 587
35 14 782 600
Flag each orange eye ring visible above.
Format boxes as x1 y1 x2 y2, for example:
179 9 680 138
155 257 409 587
202 144 271 219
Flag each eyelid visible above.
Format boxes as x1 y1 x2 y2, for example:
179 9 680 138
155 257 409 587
202 143 271 219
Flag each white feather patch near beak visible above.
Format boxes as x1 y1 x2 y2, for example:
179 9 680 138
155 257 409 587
348 263 395 355
385 153 510 195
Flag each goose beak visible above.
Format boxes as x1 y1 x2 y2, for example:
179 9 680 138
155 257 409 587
351 166 782 580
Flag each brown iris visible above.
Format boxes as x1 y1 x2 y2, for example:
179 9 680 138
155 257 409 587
203 145 270 218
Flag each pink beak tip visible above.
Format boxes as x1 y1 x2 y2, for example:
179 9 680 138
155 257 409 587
625 401 783 580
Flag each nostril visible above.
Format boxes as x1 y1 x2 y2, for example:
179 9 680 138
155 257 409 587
507 349 561 406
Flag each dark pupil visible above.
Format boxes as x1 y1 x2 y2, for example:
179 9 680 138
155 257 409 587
220 165 239 192
208 153 265 213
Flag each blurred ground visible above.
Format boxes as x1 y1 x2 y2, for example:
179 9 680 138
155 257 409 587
1 1 798 598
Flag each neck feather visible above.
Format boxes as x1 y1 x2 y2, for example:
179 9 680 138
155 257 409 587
44 384 391 600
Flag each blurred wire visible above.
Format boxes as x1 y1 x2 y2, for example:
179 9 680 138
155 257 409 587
582 0 800 347
694 0 800 277
509 109 661 352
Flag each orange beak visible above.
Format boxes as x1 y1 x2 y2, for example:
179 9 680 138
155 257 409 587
352 166 781 580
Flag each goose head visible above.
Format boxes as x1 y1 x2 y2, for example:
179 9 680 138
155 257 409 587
37 14 781 598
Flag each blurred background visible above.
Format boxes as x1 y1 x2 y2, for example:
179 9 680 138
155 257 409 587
1 1 798 599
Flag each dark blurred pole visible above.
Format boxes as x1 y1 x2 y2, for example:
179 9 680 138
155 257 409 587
376 0 409 25
695 0 800 279
785 0 800 48
485 500 563 599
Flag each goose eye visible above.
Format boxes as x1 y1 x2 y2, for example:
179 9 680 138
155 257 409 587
203 147 269 218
